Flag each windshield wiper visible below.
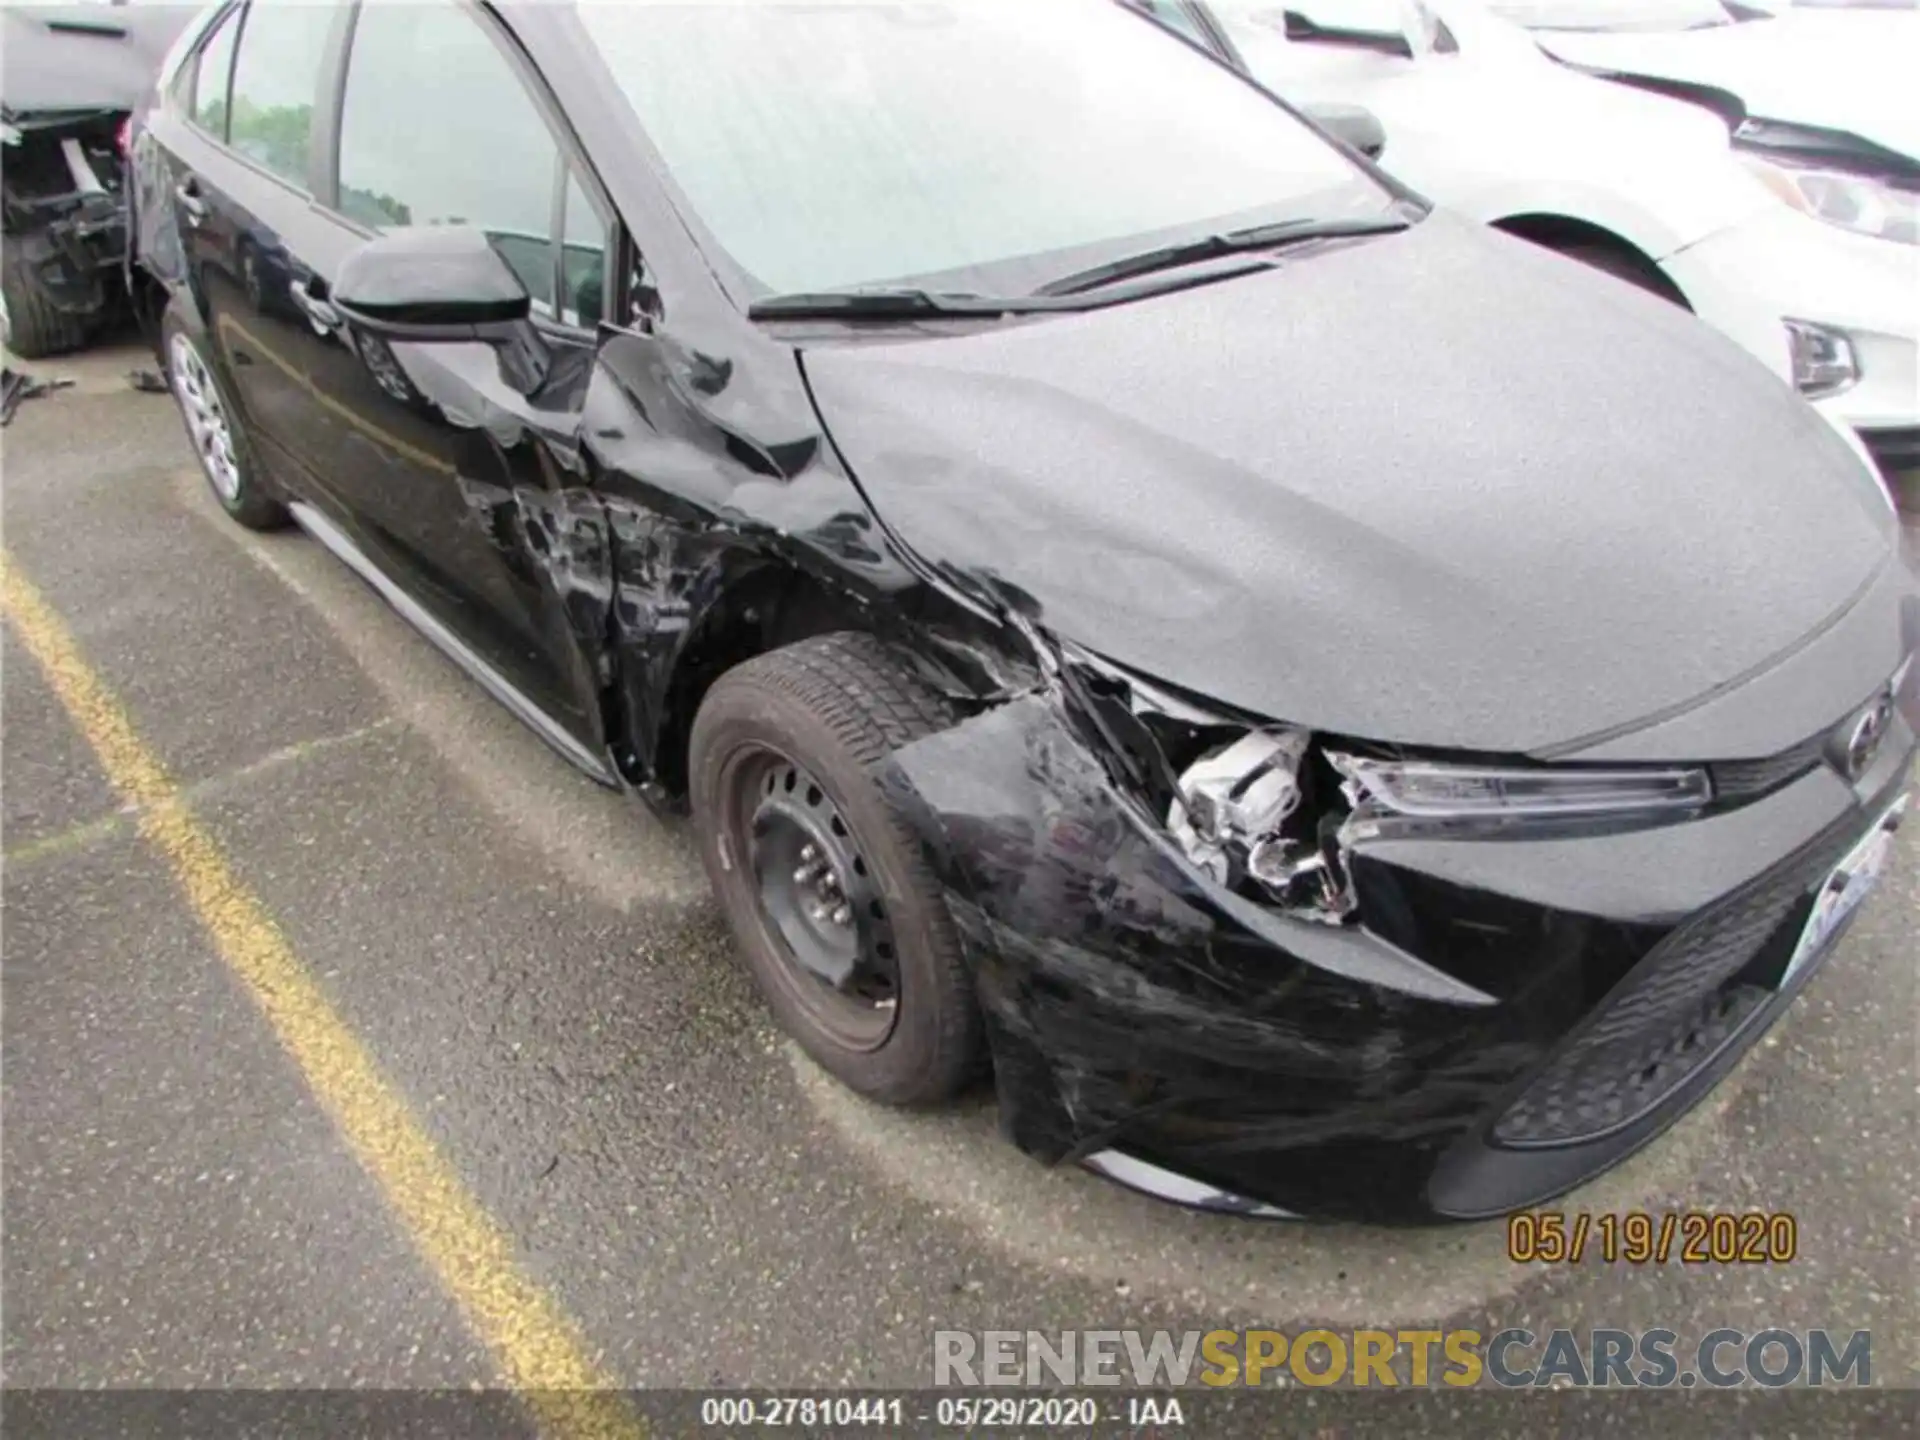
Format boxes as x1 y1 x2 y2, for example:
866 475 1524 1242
748 288 1074 321
751 211 1419 318
1034 212 1415 299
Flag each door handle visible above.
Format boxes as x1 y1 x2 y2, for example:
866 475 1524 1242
173 181 207 225
289 278 342 332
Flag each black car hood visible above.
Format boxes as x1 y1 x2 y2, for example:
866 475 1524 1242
802 214 1903 757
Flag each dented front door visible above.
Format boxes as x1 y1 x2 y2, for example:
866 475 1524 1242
278 0 619 765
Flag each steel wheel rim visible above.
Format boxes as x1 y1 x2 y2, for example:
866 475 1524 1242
169 332 241 503
721 743 900 1051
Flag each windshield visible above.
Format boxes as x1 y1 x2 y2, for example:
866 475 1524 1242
1481 0 1744 30
575 0 1396 299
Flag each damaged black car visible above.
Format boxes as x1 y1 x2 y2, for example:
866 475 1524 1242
135 0 1916 1223
1 1 196 357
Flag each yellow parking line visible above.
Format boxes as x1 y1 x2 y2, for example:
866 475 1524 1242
1 556 639 1439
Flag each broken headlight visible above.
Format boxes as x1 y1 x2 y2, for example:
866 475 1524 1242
1159 725 1713 924
1329 753 1712 835
1167 727 1308 883
1071 644 1713 927
1165 726 1348 918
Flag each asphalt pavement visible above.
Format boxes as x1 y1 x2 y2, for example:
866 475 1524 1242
2 342 1915 1432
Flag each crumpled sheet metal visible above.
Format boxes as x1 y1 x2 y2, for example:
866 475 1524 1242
880 694 1521 1178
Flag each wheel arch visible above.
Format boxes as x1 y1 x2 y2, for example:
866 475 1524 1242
629 558 878 806
1490 212 1692 309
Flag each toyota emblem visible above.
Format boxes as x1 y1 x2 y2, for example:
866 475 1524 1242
1844 695 1893 781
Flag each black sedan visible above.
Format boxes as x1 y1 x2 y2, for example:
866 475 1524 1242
132 0 1915 1223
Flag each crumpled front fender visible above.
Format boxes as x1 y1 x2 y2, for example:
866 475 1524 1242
878 693 1536 1216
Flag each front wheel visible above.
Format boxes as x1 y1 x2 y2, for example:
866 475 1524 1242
689 632 983 1105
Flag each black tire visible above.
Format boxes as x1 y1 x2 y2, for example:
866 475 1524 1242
159 296 288 531
2 236 91 359
690 632 983 1105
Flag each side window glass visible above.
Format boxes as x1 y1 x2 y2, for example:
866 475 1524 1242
561 171 608 328
190 8 241 139
224 0 334 187
337 0 560 311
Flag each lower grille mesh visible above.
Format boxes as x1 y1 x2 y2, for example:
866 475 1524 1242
1493 812 1866 1147
1495 986 1769 1145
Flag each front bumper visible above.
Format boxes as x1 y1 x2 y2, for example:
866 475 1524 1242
884 683 1916 1224
1665 207 1920 445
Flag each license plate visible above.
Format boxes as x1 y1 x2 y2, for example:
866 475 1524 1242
1781 794 1908 989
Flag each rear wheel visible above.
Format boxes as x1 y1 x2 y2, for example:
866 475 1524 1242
1 236 90 359
690 633 982 1105
160 300 287 531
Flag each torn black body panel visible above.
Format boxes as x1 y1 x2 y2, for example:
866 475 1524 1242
882 688 1915 1223
577 327 1034 802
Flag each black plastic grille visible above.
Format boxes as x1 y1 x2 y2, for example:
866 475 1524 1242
1710 736 1825 802
1495 985 1769 1146
1493 812 1866 1147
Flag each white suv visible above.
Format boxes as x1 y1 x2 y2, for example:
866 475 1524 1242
1135 0 1919 472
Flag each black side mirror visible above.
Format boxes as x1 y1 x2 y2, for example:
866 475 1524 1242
1282 9 1415 58
334 226 550 395
1301 101 1388 160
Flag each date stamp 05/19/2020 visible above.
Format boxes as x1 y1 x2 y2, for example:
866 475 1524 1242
1508 1210 1798 1265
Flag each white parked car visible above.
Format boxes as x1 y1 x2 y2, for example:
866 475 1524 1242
1131 0 1920 472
